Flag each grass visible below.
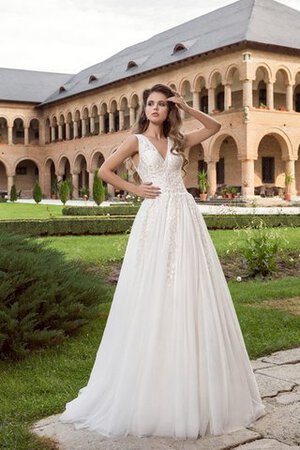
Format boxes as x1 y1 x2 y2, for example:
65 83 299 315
1 226 300 449
0 203 64 219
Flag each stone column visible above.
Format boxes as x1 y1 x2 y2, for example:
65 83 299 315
207 160 217 196
58 124 63 141
66 122 70 140
208 87 215 113
192 91 200 110
73 121 78 139
24 127 29 145
129 107 135 127
81 119 87 137
109 112 115 132
88 172 94 199
241 159 255 196
8 126 13 145
285 159 296 194
51 126 56 142
119 110 125 130
72 173 79 198
286 84 293 112
99 115 105 134
90 117 95 134
7 175 14 195
107 183 115 198
224 84 232 110
242 79 253 108
267 82 274 110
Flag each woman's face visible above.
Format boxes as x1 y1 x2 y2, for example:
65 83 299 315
145 91 169 124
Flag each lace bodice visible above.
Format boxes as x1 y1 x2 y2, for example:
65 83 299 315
132 134 187 194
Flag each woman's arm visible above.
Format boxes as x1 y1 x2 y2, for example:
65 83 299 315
99 135 161 199
168 94 221 147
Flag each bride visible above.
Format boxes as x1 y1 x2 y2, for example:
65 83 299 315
59 83 266 439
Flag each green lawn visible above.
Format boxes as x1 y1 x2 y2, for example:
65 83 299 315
1 219 300 449
0 203 64 219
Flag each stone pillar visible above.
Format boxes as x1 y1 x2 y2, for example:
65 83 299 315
285 159 296 194
242 79 253 108
73 121 78 139
286 84 293 112
107 183 115 198
192 91 200 110
66 122 70 140
88 172 94 199
72 173 79 198
82 170 87 188
7 175 14 194
58 124 63 141
224 84 232 110
8 126 13 145
267 82 274 110
99 115 105 134
51 126 56 142
241 159 255 196
109 112 115 132
24 127 29 145
119 110 125 130
81 119 87 137
90 117 95 134
207 160 217 196
208 87 215 113
129 107 135 126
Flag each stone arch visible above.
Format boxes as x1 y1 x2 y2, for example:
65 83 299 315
255 131 292 190
167 81 177 91
253 66 272 107
45 158 56 197
294 71 300 112
12 118 25 144
208 70 223 88
57 156 71 178
14 158 40 198
0 159 8 193
73 153 88 197
120 96 130 130
225 66 243 109
90 150 105 173
99 102 109 133
91 105 99 134
185 143 205 194
274 68 291 110
253 129 293 160
29 118 40 143
209 71 224 112
0 117 9 144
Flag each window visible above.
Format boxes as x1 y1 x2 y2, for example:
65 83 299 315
200 96 208 113
259 88 267 105
16 130 24 138
198 160 207 173
262 157 275 183
216 92 224 111
16 166 27 175
296 93 300 113
216 158 224 184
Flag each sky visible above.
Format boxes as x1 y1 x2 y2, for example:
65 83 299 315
0 0 299 76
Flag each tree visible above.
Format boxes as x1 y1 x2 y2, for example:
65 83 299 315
93 169 106 205
59 180 70 205
10 184 18 203
33 180 42 204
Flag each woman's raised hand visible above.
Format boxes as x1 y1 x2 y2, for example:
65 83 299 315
134 181 161 199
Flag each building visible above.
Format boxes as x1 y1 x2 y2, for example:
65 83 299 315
0 0 300 199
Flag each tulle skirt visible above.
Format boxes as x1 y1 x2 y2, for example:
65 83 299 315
60 192 266 439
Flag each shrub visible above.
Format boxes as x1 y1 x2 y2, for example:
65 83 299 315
93 169 106 205
59 180 70 205
239 218 282 277
10 184 17 203
0 232 109 360
33 180 42 204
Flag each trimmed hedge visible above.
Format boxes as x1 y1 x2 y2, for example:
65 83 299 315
62 205 140 216
0 214 299 236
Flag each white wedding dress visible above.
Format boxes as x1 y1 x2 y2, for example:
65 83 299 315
60 133 266 439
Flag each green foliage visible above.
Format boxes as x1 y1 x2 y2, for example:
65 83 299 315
63 204 140 216
197 169 208 193
239 218 283 277
10 184 17 203
93 169 106 205
59 180 70 205
0 232 108 360
33 180 42 204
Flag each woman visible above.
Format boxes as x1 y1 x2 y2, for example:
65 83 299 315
60 84 266 439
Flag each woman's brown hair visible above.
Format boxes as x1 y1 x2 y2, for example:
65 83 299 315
130 84 189 179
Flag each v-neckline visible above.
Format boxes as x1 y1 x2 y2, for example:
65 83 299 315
142 134 169 162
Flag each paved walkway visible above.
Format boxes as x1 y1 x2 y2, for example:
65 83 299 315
11 198 300 215
32 347 300 449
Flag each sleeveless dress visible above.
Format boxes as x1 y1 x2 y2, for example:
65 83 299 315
59 133 266 439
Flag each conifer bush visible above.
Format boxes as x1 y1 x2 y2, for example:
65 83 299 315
93 169 106 205
33 180 42 204
10 184 17 202
59 180 70 205
0 233 108 360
